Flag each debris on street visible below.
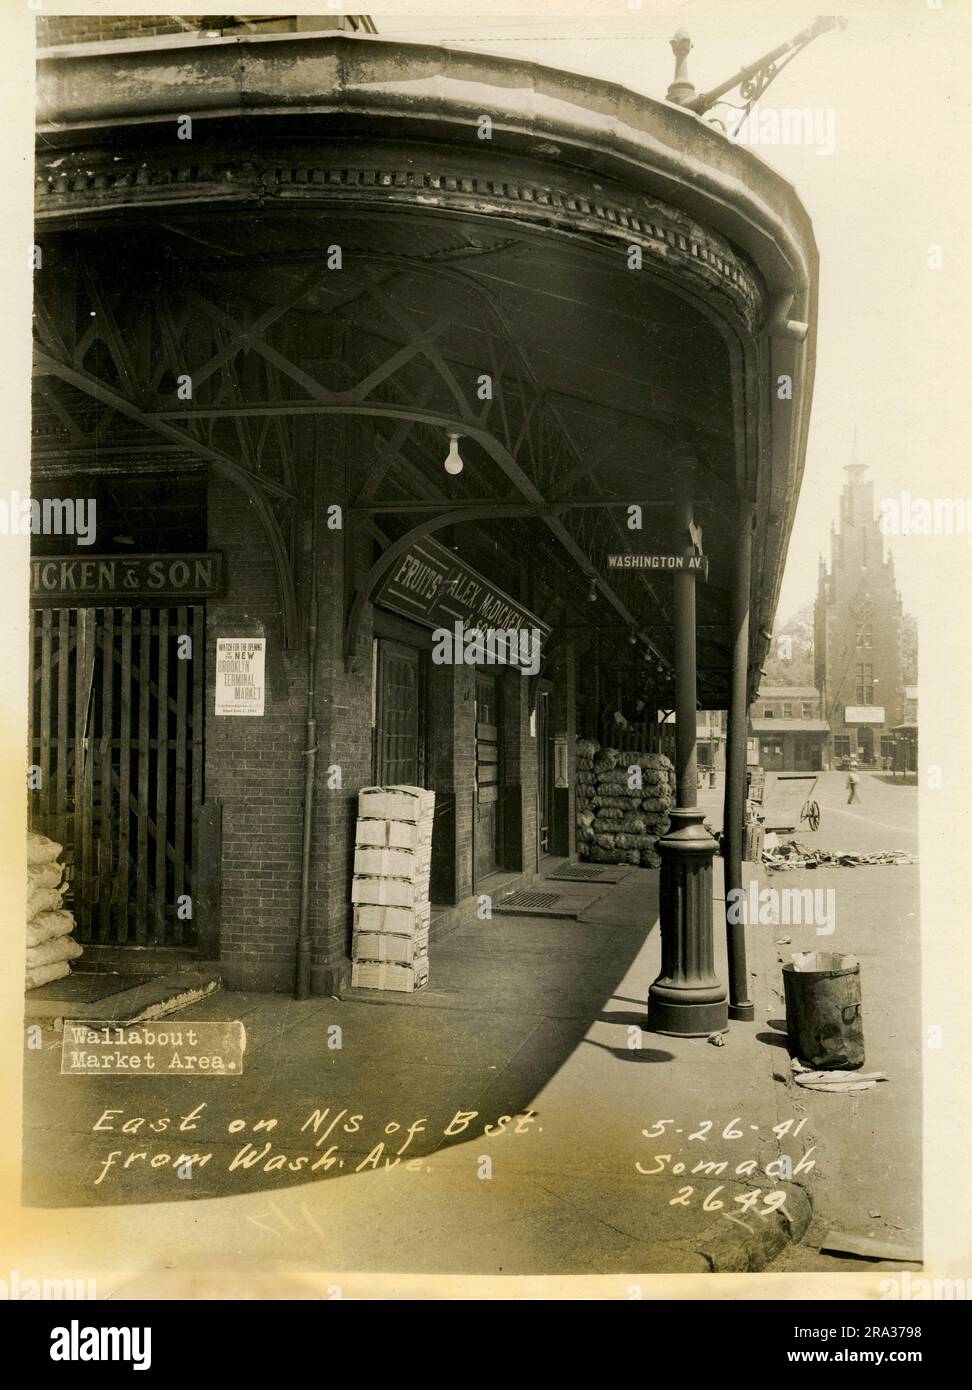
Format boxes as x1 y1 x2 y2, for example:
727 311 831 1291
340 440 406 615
763 838 917 871
792 1058 889 1093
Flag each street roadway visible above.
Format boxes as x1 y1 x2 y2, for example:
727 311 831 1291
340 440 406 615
700 769 918 855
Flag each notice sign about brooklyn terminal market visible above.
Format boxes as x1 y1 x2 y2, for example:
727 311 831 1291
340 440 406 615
215 638 266 717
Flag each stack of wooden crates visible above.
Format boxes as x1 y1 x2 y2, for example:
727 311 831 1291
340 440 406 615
351 785 435 992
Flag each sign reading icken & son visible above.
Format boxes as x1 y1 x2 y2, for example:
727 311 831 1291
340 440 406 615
30 552 223 604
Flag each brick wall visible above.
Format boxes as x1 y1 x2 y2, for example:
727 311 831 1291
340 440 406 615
202 444 574 990
205 477 306 992
37 15 366 46
37 17 194 47
310 435 374 989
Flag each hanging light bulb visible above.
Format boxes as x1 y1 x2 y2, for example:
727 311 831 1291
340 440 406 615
444 433 464 475
587 573 597 602
629 630 638 645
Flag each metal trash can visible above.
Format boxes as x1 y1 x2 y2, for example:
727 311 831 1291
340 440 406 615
782 952 865 1070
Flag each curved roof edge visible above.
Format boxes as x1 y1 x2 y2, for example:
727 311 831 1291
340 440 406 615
36 32 817 314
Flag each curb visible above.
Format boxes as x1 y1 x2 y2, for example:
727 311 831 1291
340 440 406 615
693 1179 814 1272
631 1180 814 1275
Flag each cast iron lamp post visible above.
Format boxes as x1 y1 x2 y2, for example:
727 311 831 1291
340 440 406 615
647 457 729 1036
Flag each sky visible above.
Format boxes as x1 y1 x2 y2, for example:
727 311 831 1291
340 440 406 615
369 0 972 627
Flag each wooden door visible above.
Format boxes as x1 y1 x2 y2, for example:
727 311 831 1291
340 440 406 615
28 605 204 947
475 674 499 878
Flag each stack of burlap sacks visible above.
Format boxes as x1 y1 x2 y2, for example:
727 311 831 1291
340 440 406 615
26 832 82 990
575 739 674 870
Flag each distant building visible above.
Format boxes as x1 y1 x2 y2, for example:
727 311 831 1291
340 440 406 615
657 709 726 775
890 686 918 776
750 685 828 770
814 465 906 768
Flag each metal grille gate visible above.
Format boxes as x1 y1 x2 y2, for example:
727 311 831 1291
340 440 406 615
28 605 204 947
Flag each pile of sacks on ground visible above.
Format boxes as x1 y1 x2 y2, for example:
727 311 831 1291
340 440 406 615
26 832 82 990
575 739 674 869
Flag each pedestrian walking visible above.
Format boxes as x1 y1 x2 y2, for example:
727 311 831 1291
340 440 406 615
847 770 860 804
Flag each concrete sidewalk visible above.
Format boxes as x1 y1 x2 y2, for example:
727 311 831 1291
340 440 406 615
22 863 813 1281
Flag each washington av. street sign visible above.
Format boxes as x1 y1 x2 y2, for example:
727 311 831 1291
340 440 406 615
605 552 709 580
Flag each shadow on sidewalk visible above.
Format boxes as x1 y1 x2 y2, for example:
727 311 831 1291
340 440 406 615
23 872 669 1208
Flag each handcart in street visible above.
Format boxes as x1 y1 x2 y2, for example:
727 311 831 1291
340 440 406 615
761 773 821 833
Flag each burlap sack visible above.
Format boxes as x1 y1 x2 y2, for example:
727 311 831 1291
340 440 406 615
26 934 83 970
597 768 632 787
27 832 62 866
27 861 62 889
27 885 65 919
588 846 618 863
25 959 71 991
592 749 620 773
595 795 633 812
26 909 76 949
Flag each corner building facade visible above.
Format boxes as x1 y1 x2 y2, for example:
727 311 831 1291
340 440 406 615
29 22 818 991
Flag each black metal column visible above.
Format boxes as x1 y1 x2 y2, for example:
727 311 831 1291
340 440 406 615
647 460 728 1036
723 500 755 1021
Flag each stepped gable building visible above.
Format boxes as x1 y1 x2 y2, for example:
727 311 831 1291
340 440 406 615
814 465 906 768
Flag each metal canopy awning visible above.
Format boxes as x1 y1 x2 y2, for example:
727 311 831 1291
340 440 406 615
31 31 818 703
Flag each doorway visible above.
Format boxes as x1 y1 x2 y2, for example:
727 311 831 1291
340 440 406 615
536 685 554 858
474 673 500 879
373 637 425 785
28 604 204 947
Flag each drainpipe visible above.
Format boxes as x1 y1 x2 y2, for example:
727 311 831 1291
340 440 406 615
294 490 320 1000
